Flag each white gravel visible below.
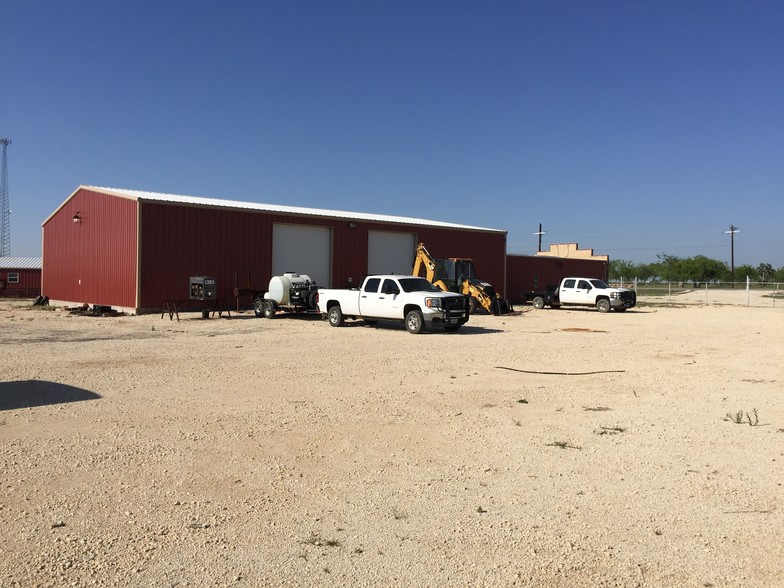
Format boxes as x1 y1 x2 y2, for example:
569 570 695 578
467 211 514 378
1 300 782 587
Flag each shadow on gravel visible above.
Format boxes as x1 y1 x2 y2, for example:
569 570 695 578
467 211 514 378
0 380 101 411
168 313 323 322
338 321 504 335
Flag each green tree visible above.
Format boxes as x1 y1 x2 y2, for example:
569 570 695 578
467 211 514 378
656 254 686 282
733 264 758 283
635 263 659 282
757 263 774 283
609 259 638 281
687 255 728 283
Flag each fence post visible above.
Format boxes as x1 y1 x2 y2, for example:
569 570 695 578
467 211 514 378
746 276 750 307
705 282 708 305
668 281 671 299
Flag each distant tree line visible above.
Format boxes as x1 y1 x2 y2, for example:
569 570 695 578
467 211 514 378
608 255 784 284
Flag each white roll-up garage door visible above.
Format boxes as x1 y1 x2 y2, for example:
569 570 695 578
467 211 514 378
272 224 332 287
367 230 416 275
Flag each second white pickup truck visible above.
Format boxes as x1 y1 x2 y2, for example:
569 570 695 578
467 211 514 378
317 275 470 334
527 277 636 312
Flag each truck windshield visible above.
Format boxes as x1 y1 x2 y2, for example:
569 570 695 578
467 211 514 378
589 280 610 289
398 278 442 293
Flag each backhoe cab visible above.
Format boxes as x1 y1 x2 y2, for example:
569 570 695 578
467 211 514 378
413 243 511 315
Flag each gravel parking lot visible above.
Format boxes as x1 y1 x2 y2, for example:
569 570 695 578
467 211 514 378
1 299 782 587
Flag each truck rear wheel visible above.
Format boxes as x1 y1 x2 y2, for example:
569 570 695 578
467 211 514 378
532 296 545 309
328 305 344 327
405 310 424 334
596 298 611 313
262 300 277 318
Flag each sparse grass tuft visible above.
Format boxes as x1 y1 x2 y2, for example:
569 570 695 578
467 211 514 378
546 440 581 450
301 532 340 547
596 426 626 435
584 406 611 412
725 408 759 426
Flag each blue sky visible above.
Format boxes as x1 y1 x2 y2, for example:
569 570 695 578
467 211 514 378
3 1 783 267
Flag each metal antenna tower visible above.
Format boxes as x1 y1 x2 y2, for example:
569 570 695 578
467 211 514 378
0 138 10 256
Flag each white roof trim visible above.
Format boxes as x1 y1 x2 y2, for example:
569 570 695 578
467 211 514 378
78 186 505 233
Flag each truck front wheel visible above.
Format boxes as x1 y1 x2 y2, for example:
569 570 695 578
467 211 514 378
328 305 344 327
532 296 545 309
596 298 611 313
405 310 424 334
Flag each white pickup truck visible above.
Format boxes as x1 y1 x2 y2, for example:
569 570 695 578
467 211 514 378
528 277 636 313
317 275 471 334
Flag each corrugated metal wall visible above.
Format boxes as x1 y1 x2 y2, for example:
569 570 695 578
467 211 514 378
140 202 283 308
0 269 41 298
138 201 509 309
506 255 608 304
42 189 138 307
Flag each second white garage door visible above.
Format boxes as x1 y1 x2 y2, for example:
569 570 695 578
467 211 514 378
367 230 416 275
272 224 332 287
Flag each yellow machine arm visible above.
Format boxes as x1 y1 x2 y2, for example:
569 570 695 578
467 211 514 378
413 241 511 315
413 242 437 282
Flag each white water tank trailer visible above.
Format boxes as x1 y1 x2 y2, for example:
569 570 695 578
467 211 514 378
254 272 320 318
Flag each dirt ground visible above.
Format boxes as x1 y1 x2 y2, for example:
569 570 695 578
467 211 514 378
1 297 782 587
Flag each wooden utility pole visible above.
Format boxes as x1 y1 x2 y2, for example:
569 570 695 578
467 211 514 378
725 225 739 287
533 223 546 252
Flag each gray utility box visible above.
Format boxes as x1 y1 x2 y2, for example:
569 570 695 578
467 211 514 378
189 276 216 300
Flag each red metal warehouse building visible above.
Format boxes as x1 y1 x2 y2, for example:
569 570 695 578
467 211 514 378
0 257 42 299
42 186 508 313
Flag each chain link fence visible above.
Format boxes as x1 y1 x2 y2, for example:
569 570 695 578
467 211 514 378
612 279 783 308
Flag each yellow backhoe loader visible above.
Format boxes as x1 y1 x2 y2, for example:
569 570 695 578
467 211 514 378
412 242 511 315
